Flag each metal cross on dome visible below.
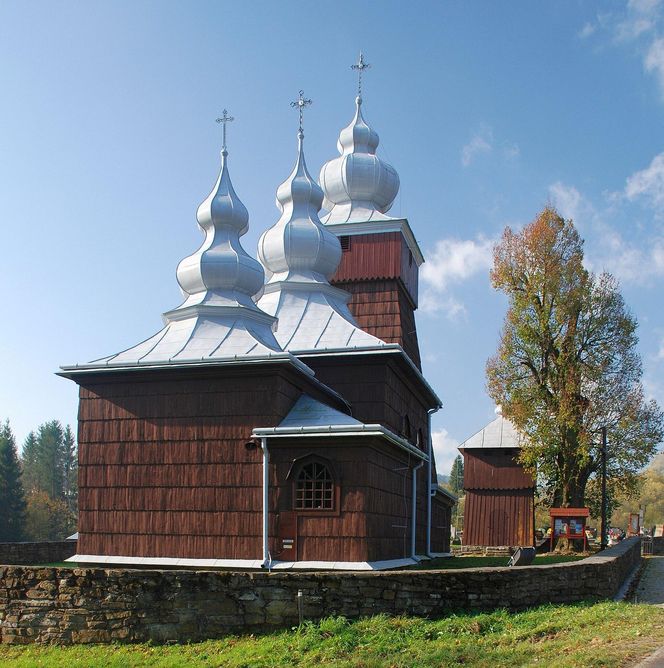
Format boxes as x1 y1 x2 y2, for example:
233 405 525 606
216 109 234 151
290 90 312 133
351 52 371 98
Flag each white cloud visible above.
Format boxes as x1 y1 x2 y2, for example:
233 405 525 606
657 337 664 360
589 226 664 283
625 151 664 208
548 178 664 285
421 237 494 292
548 182 587 224
432 428 460 476
615 0 661 40
461 126 493 167
643 374 664 406
579 1 664 96
420 236 494 318
645 37 664 94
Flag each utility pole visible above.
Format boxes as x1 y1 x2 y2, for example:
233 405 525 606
601 426 608 550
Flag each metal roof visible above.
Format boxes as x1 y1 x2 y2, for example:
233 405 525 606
87 309 281 367
254 394 428 461
258 283 385 353
278 394 361 429
458 416 524 450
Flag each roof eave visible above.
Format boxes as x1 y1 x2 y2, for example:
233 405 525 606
252 423 428 461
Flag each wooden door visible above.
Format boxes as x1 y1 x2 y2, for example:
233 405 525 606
276 511 298 561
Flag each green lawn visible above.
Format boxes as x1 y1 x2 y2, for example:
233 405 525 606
407 554 584 569
1 601 663 667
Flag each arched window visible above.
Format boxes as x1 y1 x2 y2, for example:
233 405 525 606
402 415 412 441
295 461 334 510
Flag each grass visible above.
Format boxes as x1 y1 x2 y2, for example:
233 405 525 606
407 554 584 570
1 601 663 667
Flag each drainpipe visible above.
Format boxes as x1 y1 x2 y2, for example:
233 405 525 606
426 407 439 557
260 437 269 567
411 460 424 559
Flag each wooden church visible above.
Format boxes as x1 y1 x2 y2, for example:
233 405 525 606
60 63 455 570
458 408 535 548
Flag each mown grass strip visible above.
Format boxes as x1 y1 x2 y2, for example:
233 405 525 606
407 554 584 570
1 601 663 667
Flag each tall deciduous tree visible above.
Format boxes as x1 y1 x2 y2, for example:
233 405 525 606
0 420 27 540
486 207 663 510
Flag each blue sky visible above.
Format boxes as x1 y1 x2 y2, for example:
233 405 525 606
1 1 664 475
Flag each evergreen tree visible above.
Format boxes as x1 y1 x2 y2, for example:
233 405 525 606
21 430 39 493
449 455 464 495
62 425 78 514
21 421 78 540
0 420 27 541
22 421 65 500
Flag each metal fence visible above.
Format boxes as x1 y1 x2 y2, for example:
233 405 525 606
642 536 654 556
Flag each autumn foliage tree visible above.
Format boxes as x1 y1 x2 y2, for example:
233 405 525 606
486 207 663 511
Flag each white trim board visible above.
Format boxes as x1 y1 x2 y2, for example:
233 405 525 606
66 554 441 571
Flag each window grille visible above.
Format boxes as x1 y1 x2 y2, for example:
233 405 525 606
340 236 351 251
295 462 334 510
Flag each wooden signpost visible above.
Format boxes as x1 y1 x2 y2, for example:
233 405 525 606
549 507 590 552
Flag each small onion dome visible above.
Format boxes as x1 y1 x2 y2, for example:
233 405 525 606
258 131 341 283
175 149 266 309
319 96 399 224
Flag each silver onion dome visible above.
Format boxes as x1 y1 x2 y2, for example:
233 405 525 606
258 129 341 283
319 95 400 224
257 94 385 354
175 147 266 309
89 118 282 366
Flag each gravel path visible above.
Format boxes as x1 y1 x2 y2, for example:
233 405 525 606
635 556 664 607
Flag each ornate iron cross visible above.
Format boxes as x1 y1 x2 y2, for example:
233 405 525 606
216 109 234 150
290 90 312 132
351 52 371 98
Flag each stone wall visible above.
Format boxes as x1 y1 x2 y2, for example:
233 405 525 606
452 545 514 556
0 541 77 566
0 538 641 645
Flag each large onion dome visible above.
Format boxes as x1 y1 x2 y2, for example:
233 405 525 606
90 126 282 366
258 130 341 284
175 148 266 309
319 96 400 224
257 112 384 353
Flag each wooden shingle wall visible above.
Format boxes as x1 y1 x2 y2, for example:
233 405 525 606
304 355 432 449
462 449 535 547
463 489 534 547
268 438 435 562
330 231 421 369
76 365 333 560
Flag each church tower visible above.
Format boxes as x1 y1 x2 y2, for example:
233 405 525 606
319 53 424 368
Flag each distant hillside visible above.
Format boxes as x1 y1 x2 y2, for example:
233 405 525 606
650 452 664 474
437 474 450 484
